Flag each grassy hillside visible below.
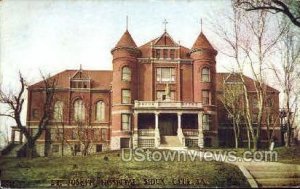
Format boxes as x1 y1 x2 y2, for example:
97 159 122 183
0 150 249 188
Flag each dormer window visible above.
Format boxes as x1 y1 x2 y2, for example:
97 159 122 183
170 49 175 59
70 69 91 89
163 49 168 59
155 49 160 59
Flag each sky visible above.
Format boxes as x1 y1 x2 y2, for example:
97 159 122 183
0 0 273 145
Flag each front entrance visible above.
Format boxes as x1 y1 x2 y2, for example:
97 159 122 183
159 114 177 136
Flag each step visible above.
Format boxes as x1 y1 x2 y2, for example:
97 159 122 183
250 171 300 179
245 165 300 172
160 136 182 147
256 178 300 187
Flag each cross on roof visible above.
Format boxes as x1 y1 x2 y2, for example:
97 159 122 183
163 19 168 32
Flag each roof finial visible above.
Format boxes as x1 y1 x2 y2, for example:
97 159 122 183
80 64 82 71
200 18 203 32
163 18 168 32
126 15 128 31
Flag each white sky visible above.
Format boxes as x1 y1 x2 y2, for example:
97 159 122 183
1 0 286 144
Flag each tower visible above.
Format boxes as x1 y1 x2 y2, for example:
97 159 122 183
110 30 140 150
190 32 218 146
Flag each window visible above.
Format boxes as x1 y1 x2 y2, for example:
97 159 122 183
122 67 131 81
121 114 130 131
163 49 168 59
71 81 89 89
253 97 259 109
74 144 81 152
74 99 85 122
32 109 38 119
202 114 211 130
155 49 160 59
266 98 273 107
101 128 107 141
156 68 175 82
268 114 274 124
53 101 64 121
96 144 102 152
156 91 175 101
96 101 105 121
120 138 130 148
122 89 131 104
170 49 175 59
52 145 59 153
51 129 60 141
202 90 210 105
252 113 258 123
201 68 210 82
72 130 77 140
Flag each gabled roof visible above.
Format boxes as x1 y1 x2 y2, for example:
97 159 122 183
153 32 178 46
71 69 90 80
29 70 113 90
115 30 137 48
192 32 215 50
216 73 279 93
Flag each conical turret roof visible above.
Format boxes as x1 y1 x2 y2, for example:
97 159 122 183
192 32 215 50
115 30 137 48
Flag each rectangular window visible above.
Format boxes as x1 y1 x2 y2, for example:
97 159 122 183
72 130 77 140
163 49 168 59
156 68 175 82
120 138 130 148
74 144 81 152
253 113 258 123
122 89 131 104
202 90 210 105
121 114 130 131
101 128 107 141
170 49 175 59
202 114 211 131
155 49 160 59
96 144 102 152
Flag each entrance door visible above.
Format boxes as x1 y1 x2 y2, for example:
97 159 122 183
159 114 177 136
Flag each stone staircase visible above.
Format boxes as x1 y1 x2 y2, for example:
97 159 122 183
158 136 187 150
244 163 300 187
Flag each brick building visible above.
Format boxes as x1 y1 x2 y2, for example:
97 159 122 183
26 28 281 156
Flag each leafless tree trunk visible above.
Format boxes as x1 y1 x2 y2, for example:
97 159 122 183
0 72 56 158
213 2 286 150
270 22 300 147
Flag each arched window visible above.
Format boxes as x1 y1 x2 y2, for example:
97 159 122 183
96 101 105 121
53 101 64 121
201 68 210 82
122 66 131 81
74 99 85 122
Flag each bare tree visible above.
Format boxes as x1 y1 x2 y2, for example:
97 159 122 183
0 72 56 158
235 0 300 28
270 22 300 146
219 73 245 148
213 2 286 150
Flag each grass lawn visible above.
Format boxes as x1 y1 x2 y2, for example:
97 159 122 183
0 149 249 188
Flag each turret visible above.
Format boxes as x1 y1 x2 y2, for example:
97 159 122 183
190 32 217 105
110 30 140 150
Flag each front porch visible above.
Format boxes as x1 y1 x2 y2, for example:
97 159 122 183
133 101 204 149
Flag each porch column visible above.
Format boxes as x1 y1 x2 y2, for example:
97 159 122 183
177 113 183 134
133 112 138 149
154 112 160 147
11 128 15 144
19 131 23 144
177 113 185 146
198 112 204 148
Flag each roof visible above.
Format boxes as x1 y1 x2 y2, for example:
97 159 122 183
153 32 179 46
115 30 137 48
216 73 279 93
29 70 112 90
192 32 215 51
